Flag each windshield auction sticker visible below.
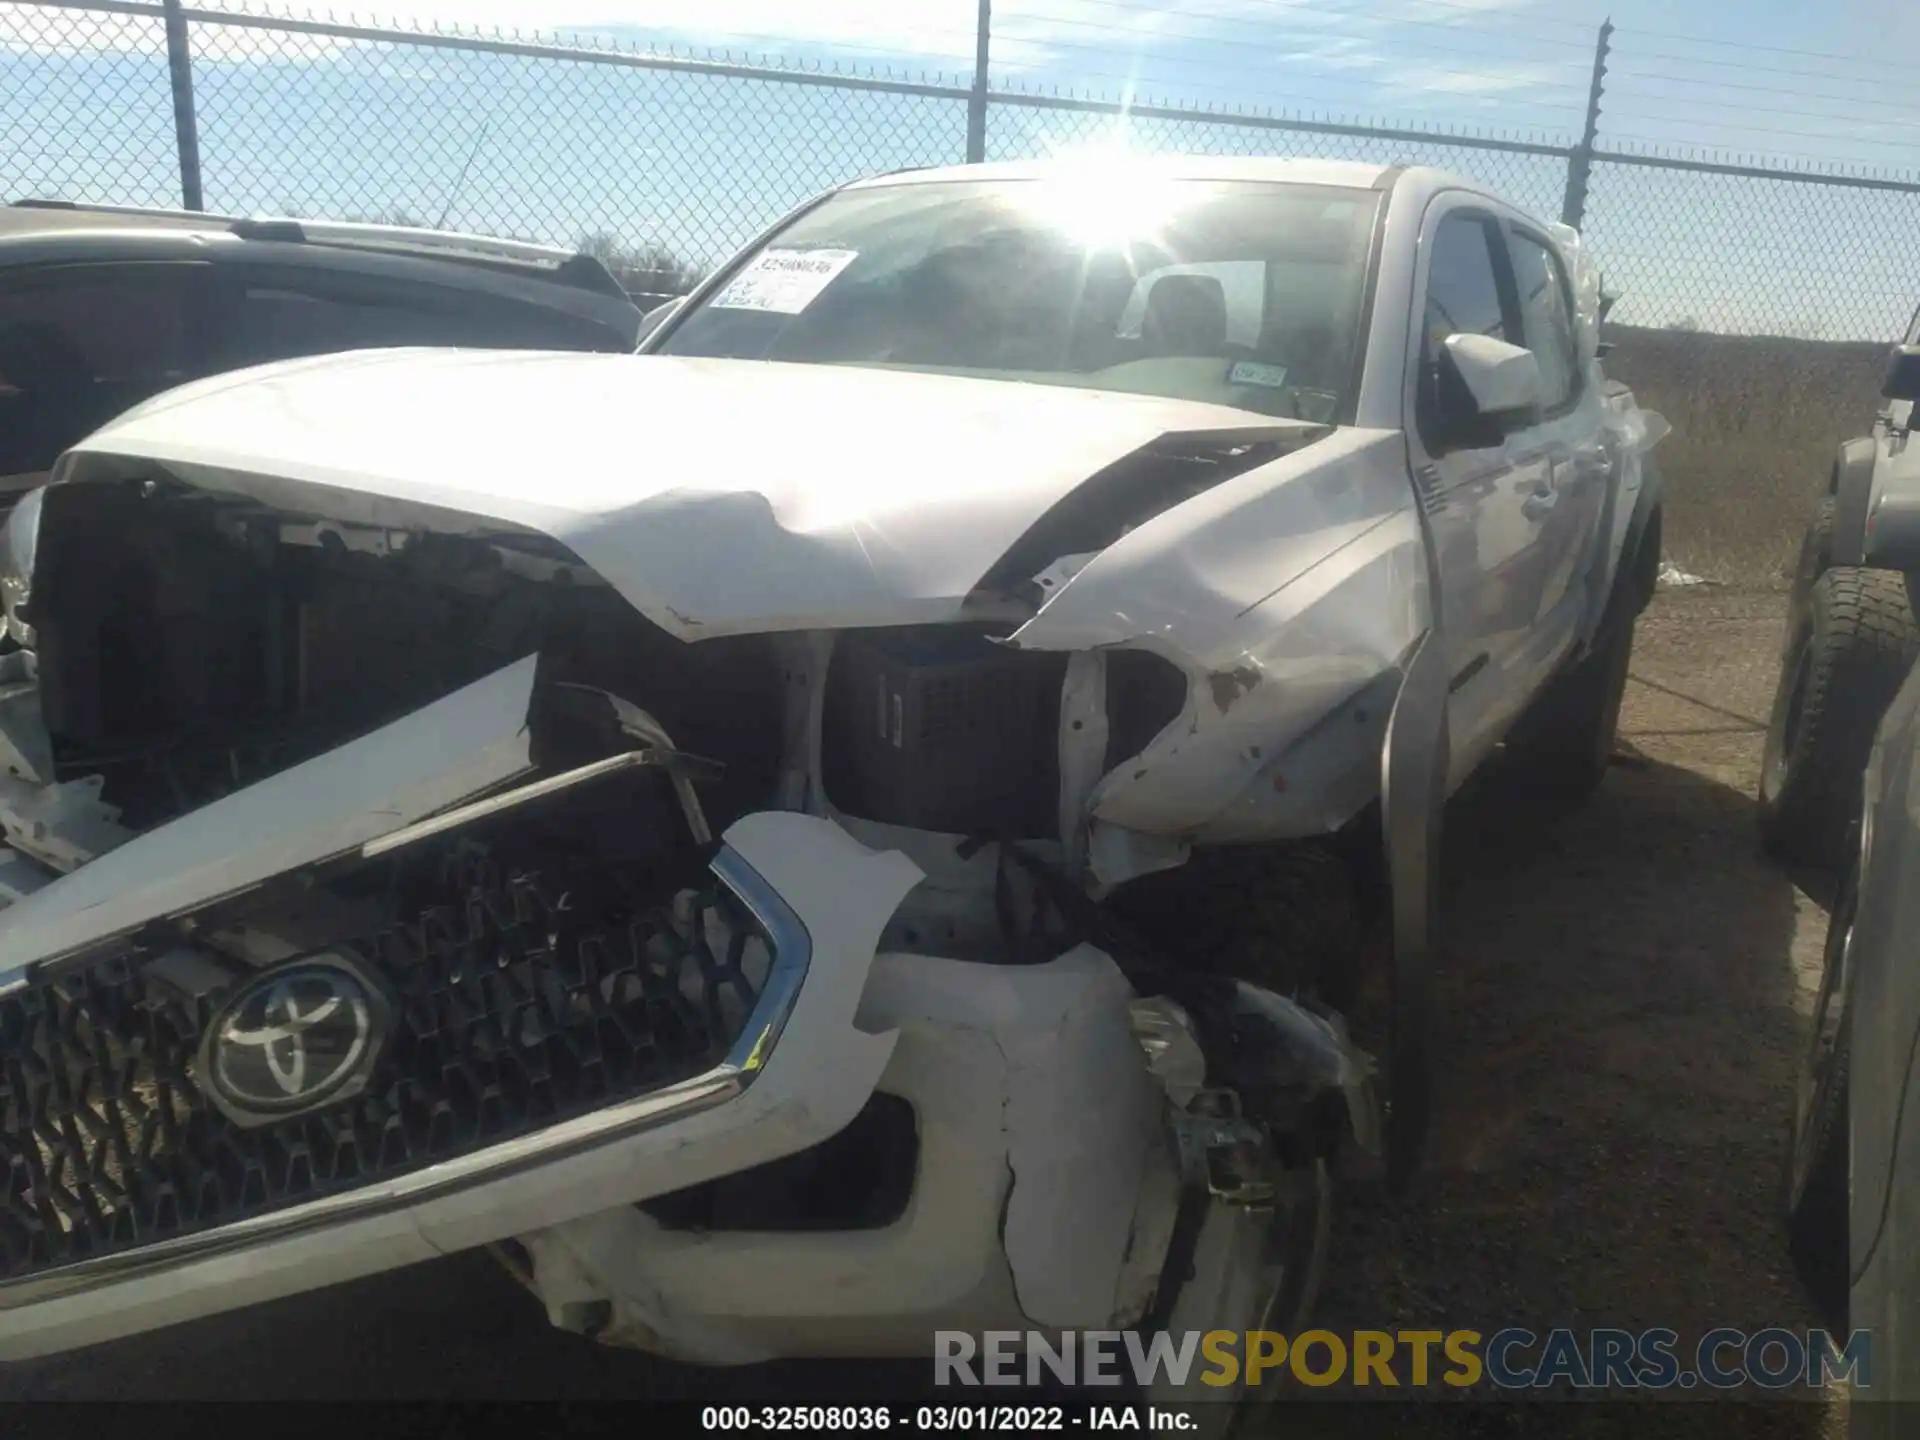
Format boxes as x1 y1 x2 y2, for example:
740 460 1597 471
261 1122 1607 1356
1228 360 1288 389
709 248 858 313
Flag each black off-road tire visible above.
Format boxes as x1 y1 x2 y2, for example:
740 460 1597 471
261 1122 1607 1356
1489 503 1658 806
1785 856 1856 1333
1501 605 1637 808
1110 842 1364 1009
1759 568 1920 872
1502 505 1662 808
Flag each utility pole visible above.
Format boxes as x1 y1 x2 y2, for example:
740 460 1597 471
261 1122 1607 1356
1560 17 1612 230
966 0 991 164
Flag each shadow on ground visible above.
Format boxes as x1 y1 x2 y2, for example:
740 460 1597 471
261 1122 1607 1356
1307 731 1828 1433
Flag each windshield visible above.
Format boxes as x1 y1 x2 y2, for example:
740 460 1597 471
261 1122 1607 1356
657 177 1382 422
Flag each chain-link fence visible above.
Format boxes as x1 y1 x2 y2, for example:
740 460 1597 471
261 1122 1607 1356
4 0 1919 338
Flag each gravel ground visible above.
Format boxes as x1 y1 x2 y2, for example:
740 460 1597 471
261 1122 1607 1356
0 589 1847 1434
1313 586 1842 1436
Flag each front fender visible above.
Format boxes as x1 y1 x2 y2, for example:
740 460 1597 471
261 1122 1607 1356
1008 427 1423 843
1860 442 1920 574
1832 435 1883 567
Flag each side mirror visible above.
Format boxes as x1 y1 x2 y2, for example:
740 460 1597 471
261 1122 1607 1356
1443 333 1543 419
1882 344 1920 403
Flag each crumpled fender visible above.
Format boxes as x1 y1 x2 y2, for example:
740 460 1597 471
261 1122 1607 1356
1006 427 1428 841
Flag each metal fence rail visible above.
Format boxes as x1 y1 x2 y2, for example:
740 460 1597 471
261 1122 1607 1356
4 0 1919 338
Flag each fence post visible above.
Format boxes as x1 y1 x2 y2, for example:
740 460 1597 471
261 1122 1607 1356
1559 17 1611 230
966 0 991 163
162 0 204 210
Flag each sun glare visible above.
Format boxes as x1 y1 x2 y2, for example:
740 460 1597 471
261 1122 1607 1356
1018 139 1186 252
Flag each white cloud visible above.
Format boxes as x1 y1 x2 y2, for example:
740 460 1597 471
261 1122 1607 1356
1397 61 1568 95
177 0 1368 78
1272 35 1388 73
1 8 161 55
1 3 351 59
5 0 1583 118
191 0 980 69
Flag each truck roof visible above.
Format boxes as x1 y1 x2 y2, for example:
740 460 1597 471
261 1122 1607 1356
841 157 1545 232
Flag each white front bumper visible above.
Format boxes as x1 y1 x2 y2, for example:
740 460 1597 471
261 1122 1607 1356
514 944 1186 1362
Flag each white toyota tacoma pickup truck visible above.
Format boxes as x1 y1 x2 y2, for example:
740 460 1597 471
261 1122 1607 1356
0 157 1666 1401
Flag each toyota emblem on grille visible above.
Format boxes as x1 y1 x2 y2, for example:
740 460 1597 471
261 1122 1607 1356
196 950 394 1128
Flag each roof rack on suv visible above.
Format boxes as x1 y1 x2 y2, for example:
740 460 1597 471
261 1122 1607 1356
6 199 627 299
228 215 580 268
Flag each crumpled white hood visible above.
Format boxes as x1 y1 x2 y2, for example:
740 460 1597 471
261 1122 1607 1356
69 351 1312 639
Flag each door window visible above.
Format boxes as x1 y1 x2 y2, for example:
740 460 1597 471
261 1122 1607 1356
1507 229 1580 412
1416 214 1514 451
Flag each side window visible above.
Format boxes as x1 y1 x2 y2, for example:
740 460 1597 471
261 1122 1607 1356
1507 229 1580 411
1422 216 1509 353
0 263 198 479
1904 302 1920 348
1416 214 1512 452
208 270 619 371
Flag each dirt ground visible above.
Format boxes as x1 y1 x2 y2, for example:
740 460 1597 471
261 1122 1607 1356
0 588 1848 1434
1308 586 1845 1436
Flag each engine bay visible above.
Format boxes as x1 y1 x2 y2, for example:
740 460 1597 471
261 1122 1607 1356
22 475 1189 851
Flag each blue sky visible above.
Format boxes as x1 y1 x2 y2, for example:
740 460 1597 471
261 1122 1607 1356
164 0 1912 167
4 0 1918 336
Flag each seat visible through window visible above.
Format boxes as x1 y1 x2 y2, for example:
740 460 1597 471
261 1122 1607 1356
1140 274 1228 357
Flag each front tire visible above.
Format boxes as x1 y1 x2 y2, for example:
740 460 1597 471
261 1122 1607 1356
1502 507 1661 807
1759 568 1920 872
1502 596 1639 808
1786 854 1856 1332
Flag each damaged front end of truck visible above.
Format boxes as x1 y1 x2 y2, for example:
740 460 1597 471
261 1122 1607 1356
0 351 1440 1401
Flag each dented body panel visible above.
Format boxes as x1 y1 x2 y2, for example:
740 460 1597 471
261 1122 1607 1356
1009 427 1426 842
518 944 1178 1362
66 351 1317 641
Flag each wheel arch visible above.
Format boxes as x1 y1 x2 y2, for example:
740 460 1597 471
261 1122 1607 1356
1831 436 1882 568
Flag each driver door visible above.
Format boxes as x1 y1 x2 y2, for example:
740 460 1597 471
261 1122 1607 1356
1500 221 1609 650
1405 201 1542 785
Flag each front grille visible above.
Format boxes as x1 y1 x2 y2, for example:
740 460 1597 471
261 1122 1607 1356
0 863 771 1283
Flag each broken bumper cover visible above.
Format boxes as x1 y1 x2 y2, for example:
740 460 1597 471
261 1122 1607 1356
0 811 916 1361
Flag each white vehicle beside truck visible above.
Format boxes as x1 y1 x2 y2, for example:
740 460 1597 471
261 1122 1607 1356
0 157 1666 1404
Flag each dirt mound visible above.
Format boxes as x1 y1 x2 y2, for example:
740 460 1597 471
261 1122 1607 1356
1605 326 1889 587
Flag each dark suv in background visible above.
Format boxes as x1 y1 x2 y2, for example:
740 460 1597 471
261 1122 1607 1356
0 200 644 509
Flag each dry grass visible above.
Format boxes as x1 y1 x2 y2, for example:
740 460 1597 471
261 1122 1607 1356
1603 326 1889 588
